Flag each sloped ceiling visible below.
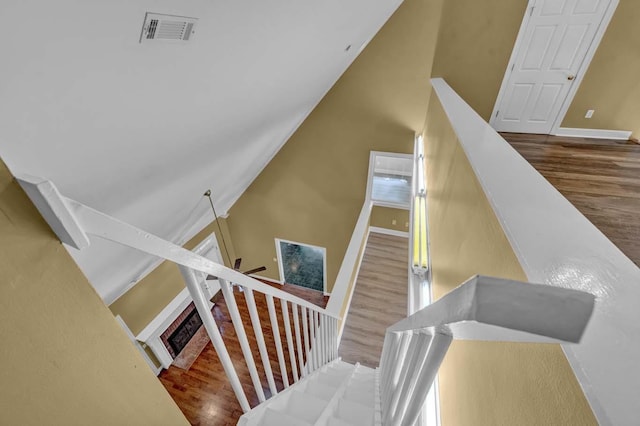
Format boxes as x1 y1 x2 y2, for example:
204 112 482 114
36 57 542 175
0 0 403 303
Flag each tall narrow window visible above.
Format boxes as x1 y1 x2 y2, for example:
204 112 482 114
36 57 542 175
411 135 429 275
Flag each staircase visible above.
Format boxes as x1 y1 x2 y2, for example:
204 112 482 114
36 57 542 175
18 177 597 426
239 360 376 426
234 276 595 426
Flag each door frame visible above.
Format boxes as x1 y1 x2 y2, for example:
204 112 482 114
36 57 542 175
275 238 328 295
489 0 619 135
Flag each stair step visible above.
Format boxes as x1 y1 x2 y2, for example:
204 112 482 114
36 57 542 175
352 369 375 378
352 368 375 379
306 380 340 401
343 386 375 408
335 399 374 425
328 360 355 372
327 416 357 426
283 391 328 424
237 359 378 426
262 408 312 426
348 376 375 388
317 370 350 387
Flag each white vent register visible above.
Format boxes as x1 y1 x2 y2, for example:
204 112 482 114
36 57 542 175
139 12 197 43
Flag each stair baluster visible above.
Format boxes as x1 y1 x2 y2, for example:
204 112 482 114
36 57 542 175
293 304 307 378
302 306 311 375
218 278 267 403
266 294 289 389
281 301 300 382
392 333 451 426
178 266 251 412
244 288 278 396
309 309 318 372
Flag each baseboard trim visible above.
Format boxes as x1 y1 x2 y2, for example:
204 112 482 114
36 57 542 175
369 226 409 238
553 127 632 140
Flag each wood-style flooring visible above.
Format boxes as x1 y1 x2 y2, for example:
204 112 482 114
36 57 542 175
159 282 327 426
339 232 409 368
503 132 640 267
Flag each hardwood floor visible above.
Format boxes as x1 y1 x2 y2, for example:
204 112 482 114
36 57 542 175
503 132 640 267
339 232 409 368
159 282 327 425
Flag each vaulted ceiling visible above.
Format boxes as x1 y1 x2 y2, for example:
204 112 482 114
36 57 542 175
0 0 403 303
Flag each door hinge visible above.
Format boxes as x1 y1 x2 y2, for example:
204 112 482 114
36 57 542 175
530 6 535 16
511 63 515 72
496 110 500 118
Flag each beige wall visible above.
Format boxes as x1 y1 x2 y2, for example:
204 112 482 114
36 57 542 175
423 94 596 425
370 206 410 233
109 217 235 336
0 159 188 425
431 0 528 121
227 0 445 290
562 0 640 138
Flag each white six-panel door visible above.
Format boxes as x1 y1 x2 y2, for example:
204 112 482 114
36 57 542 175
491 0 613 134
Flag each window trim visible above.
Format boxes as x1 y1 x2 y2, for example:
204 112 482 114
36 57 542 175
366 151 413 210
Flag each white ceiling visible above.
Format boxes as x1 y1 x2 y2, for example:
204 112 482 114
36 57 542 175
0 0 403 303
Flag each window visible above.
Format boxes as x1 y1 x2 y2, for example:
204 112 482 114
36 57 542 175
367 152 413 209
275 239 327 293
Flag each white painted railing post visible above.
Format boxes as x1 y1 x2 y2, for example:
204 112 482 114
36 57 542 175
320 315 327 365
383 331 411 415
293 304 307 378
380 331 401 403
178 266 251 412
325 316 331 362
301 306 311 375
334 317 338 360
315 311 322 366
309 309 317 372
385 332 422 424
388 332 433 425
217 278 267 403
281 301 299 382
243 288 278 396
394 333 451 426
266 295 289 388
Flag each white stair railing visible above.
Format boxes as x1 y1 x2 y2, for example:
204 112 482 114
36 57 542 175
17 176 597 426
378 275 595 426
16 175 340 414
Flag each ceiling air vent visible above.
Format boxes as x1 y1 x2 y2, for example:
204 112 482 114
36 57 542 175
139 12 197 43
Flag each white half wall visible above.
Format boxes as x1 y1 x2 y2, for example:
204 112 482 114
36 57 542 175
432 77 640 426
